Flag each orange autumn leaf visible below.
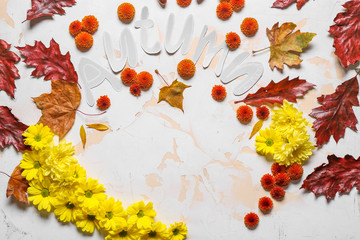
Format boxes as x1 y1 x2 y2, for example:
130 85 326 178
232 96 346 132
6 165 29 204
249 120 263 139
80 125 86 149
262 22 316 70
33 79 81 138
158 80 191 112
86 123 109 131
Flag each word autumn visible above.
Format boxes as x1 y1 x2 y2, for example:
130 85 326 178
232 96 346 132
79 7 264 107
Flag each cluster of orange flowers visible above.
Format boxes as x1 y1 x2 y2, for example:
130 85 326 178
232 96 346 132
121 68 154 97
236 105 269 124
69 15 99 50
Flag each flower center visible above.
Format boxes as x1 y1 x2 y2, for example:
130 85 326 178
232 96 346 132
266 139 274 147
34 134 42 142
66 202 75 209
148 231 157 238
105 212 113 219
85 190 93 198
87 215 95 221
173 229 179 235
33 161 41 169
119 230 127 237
137 210 144 218
41 188 49 197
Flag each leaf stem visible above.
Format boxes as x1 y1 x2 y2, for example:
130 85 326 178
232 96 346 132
76 109 107 116
155 69 169 86
252 46 271 54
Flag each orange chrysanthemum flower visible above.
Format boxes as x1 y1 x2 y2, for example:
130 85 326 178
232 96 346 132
177 59 196 79
216 2 233 20
287 163 303 180
256 106 270 120
130 83 141 96
121 68 138 86
260 174 275 191
96 95 111 110
244 212 259 229
82 15 99 34
225 32 241 50
137 71 153 90
230 0 245 11
211 85 227 101
117 3 135 23
177 0 192 7
270 186 285 200
75 32 93 50
271 162 287 176
258 196 273 213
241 17 259 37
236 105 253 123
69 20 82 36
275 173 290 187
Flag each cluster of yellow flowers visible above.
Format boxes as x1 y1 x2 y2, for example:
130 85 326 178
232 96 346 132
21 124 187 240
255 100 315 166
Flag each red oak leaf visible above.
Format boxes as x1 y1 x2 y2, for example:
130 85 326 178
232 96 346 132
329 0 360 68
6 165 29 204
235 77 315 107
0 39 20 98
310 76 359 146
301 155 360 201
272 0 309 10
0 106 28 151
16 39 78 83
25 0 76 22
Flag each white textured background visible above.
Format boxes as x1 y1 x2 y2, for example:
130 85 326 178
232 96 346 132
1 0 360 239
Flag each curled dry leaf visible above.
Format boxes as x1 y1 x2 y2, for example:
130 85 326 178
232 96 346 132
16 39 78 83
33 80 81 139
158 80 191 112
310 76 359 146
6 165 29 204
329 0 360 68
0 106 28 151
0 39 20 98
301 155 360 201
86 124 109 131
260 22 316 70
80 125 86 149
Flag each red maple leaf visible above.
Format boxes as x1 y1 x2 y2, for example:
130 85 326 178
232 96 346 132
235 77 315 107
301 155 360 201
25 0 76 22
0 106 28 151
17 39 78 83
0 39 20 98
329 0 360 68
272 0 309 10
310 76 359 147
6 165 29 204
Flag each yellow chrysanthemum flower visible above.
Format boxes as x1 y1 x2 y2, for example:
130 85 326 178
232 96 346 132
168 222 187 240
274 130 315 166
23 124 54 150
105 221 141 240
28 179 58 212
20 150 48 182
43 140 78 182
255 128 283 157
76 178 107 210
75 208 102 233
54 194 81 222
127 201 156 229
139 221 169 240
271 100 311 135
99 197 127 231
